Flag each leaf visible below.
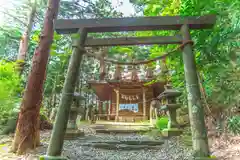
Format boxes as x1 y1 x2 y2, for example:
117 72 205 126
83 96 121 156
51 43 57 51
50 50 57 56
54 32 62 41
117 47 133 53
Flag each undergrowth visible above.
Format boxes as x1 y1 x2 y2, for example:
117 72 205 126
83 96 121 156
227 115 240 135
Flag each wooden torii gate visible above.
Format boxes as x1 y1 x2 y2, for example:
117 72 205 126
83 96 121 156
46 15 216 159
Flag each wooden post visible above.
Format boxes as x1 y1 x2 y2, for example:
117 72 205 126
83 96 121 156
108 100 111 120
181 24 210 157
98 100 102 120
109 93 112 120
115 89 120 121
142 87 146 120
47 29 87 156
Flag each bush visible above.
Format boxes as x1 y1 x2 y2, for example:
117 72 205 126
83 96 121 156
0 61 22 124
155 116 168 131
227 115 240 135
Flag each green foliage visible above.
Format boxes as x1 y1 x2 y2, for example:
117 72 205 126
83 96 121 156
155 116 168 131
227 115 240 135
0 26 22 60
131 0 240 107
0 61 22 124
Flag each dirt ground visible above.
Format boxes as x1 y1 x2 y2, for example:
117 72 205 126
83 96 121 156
210 135 240 160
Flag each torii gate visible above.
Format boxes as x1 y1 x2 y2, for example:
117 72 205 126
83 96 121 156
46 15 216 159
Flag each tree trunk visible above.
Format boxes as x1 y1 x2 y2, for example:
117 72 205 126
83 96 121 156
16 0 37 75
11 0 60 155
181 25 210 157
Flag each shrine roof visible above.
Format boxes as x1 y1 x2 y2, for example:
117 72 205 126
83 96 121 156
88 79 161 88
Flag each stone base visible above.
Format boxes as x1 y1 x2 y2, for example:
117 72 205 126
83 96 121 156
64 129 84 140
39 156 67 160
161 128 183 137
195 156 217 160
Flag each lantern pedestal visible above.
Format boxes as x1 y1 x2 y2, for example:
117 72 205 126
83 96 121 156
64 93 85 140
64 106 85 140
158 84 183 137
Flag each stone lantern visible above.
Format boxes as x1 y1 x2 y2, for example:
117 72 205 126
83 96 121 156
158 84 183 137
64 92 85 140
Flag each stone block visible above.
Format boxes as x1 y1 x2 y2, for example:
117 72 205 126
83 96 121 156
64 129 84 140
39 156 67 160
161 128 183 137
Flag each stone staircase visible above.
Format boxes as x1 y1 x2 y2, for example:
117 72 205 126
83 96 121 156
79 139 165 150
90 121 153 134
76 121 166 151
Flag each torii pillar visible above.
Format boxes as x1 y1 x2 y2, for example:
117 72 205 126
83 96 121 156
181 24 210 158
45 29 87 158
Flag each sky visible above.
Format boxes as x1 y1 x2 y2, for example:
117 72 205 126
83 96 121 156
0 0 135 25
110 0 136 16
0 0 22 25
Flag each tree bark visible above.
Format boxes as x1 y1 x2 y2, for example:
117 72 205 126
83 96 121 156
181 24 210 157
16 0 37 75
11 0 60 155
47 29 87 156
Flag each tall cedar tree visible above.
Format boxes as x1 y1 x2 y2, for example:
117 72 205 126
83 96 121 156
16 0 37 75
11 0 60 155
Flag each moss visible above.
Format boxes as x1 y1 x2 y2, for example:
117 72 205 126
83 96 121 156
40 114 48 121
39 156 67 160
195 156 217 160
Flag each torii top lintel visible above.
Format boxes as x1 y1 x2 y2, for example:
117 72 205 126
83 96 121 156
55 15 216 34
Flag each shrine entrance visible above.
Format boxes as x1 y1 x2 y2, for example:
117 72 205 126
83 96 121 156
47 15 217 159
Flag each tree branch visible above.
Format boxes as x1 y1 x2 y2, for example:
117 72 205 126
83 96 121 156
0 10 27 26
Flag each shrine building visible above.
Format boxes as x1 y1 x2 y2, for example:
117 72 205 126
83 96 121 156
88 63 166 122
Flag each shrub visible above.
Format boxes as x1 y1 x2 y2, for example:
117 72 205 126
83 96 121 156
0 61 22 124
155 116 168 131
227 115 240 135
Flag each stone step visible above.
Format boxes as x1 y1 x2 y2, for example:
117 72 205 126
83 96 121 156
91 124 152 131
90 140 164 146
95 129 150 134
91 124 151 127
80 143 162 150
95 121 151 126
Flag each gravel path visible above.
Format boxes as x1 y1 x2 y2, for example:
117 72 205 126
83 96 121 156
60 135 193 160
0 127 194 160
1 125 239 160
37 127 194 160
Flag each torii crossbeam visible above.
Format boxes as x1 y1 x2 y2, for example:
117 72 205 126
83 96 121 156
54 15 216 47
55 15 216 34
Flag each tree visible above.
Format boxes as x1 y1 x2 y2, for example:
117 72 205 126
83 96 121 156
11 0 60 155
16 0 37 75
